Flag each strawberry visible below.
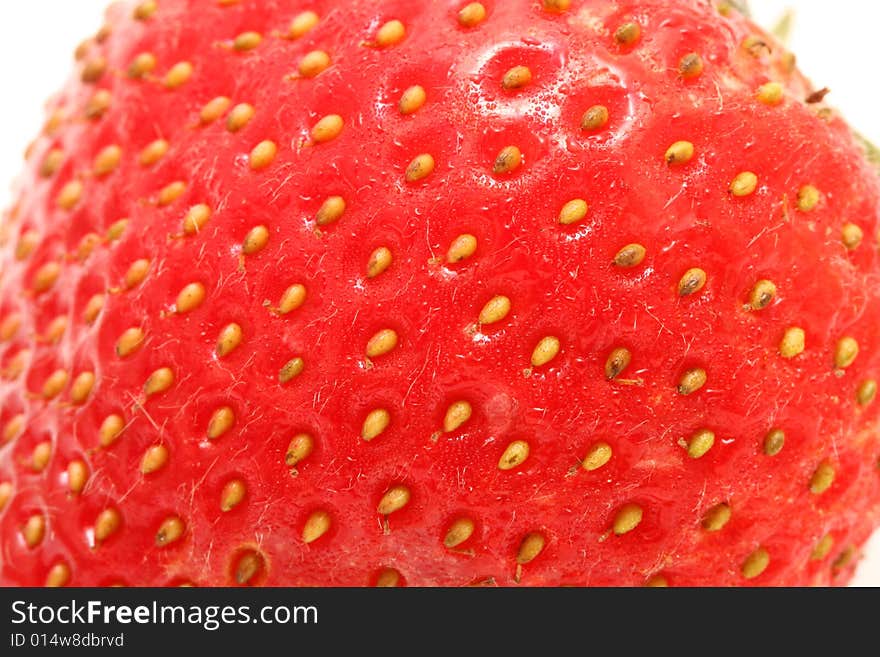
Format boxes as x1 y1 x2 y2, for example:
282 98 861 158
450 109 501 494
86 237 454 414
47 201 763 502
0 0 879 588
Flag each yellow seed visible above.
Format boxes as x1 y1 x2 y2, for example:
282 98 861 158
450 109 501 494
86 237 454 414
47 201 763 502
242 225 269 255
614 22 641 46
748 279 777 310
298 49 331 77
15 230 40 260
311 114 344 143
797 185 820 212
250 140 277 170
233 31 262 52
70 372 95 405
686 429 715 459
139 139 169 167
140 444 169 474
33 262 61 293
366 329 399 358
226 103 255 132
2 414 24 444
3 351 30 381
834 336 859 369
45 316 68 343
763 428 785 456
613 503 643 535
285 433 314 467
614 244 646 268
581 105 609 131
0 482 11 511
832 545 856 570
582 442 612 471
182 204 211 235
40 149 64 177
517 532 545 564
316 196 346 226
645 575 668 587
133 0 157 20
83 294 104 324
94 508 122 542
366 248 393 278
164 61 193 88
158 181 186 206
458 2 487 27
498 440 530 470
502 65 532 90
531 336 561 367
443 400 472 433
23 514 46 548
220 479 246 511
67 460 88 495
289 10 319 38
99 414 125 447
742 547 770 579
302 510 332 543
279 357 305 383
679 52 704 78
756 81 784 106
144 367 174 397
124 259 150 289
810 460 835 494
857 380 877 406
558 198 589 226
362 408 391 441
678 268 707 296
444 517 475 548
207 406 235 439
128 52 157 78
81 56 107 83
93 144 122 176
665 141 694 166
278 284 307 314
842 223 863 250
479 295 511 324
76 233 102 261
116 327 145 358
42 369 69 399
447 234 477 263
216 323 243 358
678 368 707 395
405 153 435 182
107 219 128 242
85 89 112 119
200 96 231 124
0 314 20 342
31 440 52 472
176 282 207 313
779 327 805 359
730 171 758 197
493 146 522 174
377 485 410 515
375 19 406 47
57 180 83 210
542 0 571 12
399 85 426 115
375 568 401 587
156 516 185 547
811 534 834 561
702 503 731 531
234 550 264 585
46 562 71 587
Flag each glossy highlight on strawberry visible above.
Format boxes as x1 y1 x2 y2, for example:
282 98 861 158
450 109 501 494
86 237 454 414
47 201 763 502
0 0 879 587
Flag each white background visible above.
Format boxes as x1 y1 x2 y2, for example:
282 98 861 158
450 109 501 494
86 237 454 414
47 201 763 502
0 1 878 586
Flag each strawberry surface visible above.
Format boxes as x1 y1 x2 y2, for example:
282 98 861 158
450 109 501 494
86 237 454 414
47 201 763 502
1 0 879 587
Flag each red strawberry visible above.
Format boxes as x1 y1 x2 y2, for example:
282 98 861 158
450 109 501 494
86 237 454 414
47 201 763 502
0 0 879 587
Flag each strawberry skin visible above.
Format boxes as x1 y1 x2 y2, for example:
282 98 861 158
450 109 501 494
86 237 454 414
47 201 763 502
1 0 879 587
